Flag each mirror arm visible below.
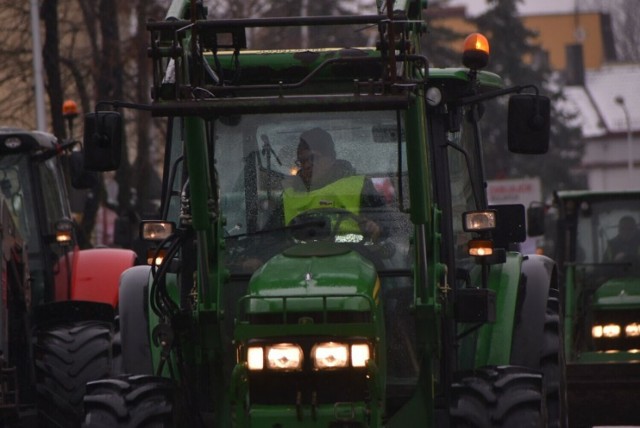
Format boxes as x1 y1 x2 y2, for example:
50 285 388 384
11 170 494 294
453 84 539 107
94 100 153 112
31 139 78 162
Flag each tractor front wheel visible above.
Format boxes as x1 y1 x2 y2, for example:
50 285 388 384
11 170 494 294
82 375 174 427
450 365 545 428
33 320 115 428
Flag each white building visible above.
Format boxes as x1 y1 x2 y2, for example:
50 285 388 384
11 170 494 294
563 64 640 191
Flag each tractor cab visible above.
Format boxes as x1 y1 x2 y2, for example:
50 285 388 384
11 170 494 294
79 2 565 427
0 128 79 304
551 190 640 426
552 190 640 358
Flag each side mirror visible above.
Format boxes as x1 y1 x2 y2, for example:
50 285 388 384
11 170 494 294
507 94 550 154
489 204 526 248
68 150 99 189
527 203 546 237
83 111 123 171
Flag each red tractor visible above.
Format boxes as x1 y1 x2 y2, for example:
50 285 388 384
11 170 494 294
0 124 137 427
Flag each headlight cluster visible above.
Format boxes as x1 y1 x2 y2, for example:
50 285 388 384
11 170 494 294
592 322 640 339
247 343 303 371
246 341 371 371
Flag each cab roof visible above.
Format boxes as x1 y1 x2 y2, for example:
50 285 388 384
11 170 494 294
0 128 58 154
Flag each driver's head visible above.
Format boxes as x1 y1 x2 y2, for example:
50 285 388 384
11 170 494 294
618 216 638 238
296 128 336 185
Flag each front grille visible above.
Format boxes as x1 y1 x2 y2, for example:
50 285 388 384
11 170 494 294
248 310 371 325
238 293 376 325
249 370 369 405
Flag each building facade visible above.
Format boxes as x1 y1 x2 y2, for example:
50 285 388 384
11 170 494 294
429 4 639 192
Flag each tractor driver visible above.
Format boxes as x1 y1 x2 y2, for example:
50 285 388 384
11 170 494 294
604 215 640 264
281 127 385 241
234 127 387 273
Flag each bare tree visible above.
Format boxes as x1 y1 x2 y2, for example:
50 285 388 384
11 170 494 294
0 3 44 129
132 0 166 220
608 2 640 62
583 0 640 62
0 0 169 246
41 0 66 138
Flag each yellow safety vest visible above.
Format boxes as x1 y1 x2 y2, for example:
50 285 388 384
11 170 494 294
283 175 366 233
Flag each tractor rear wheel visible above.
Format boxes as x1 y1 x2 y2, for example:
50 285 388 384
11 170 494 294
82 375 174 427
540 287 567 428
450 365 545 428
33 320 114 428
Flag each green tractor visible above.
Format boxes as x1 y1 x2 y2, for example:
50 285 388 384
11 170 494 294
81 0 566 426
540 190 640 427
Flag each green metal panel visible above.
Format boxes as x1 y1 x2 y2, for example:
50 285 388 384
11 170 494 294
183 117 212 231
248 244 378 298
593 277 640 309
405 94 430 225
564 265 576 359
473 252 523 366
576 351 640 363
207 48 382 83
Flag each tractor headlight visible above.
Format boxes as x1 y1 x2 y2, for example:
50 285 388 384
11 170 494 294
247 343 303 371
350 343 371 368
625 323 640 337
247 346 264 370
462 210 496 232
140 220 175 241
55 218 74 246
312 342 371 369
592 324 621 338
592 325 602 338
312 342 349 369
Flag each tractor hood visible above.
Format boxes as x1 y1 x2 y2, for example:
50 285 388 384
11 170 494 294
248 241 379 311
593 276 640 310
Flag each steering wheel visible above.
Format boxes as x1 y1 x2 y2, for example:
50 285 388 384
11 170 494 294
288 208 375 243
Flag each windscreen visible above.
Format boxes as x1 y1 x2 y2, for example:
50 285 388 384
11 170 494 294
0 154 74 304
214 110 412 275
0 154 39 252
575 198 640 266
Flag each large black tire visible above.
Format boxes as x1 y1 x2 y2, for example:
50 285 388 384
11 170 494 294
512 285 567 428
511 256 567 428
82 375 174 427
112 315 123 375
33 320 115 428
450 365 545 428
540 287 568 428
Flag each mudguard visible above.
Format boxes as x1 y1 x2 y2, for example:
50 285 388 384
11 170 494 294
470 253 522 366
69 248 137 307
118 265 153 374
471 253 557 367
32 300 115 329
510 254 558 369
